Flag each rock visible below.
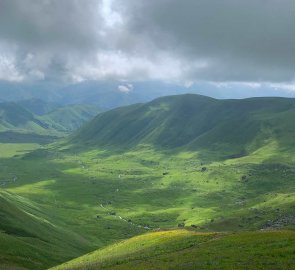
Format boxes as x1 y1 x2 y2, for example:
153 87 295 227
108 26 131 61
241 175 248 182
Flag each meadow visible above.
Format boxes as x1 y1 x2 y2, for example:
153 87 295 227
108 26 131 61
0 95 294 269
0 136 294 269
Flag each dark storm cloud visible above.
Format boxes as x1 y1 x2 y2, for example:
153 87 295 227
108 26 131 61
0 0 105 81
0 0 295 85
0 0 102 50
118 0 295 82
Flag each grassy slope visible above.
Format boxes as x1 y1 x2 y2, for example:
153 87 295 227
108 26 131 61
0 94 294 269
74 94 295 158
0 189 96 270
41 104 100 132
0 102 49 133
0 101 100 144
1 137 293 269
50 229 295 270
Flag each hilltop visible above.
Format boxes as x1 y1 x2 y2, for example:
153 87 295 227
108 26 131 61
73 94 295 159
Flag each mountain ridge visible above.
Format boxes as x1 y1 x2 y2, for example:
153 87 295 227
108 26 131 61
73 94 295 159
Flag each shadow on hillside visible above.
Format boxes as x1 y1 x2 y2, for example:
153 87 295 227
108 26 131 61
0 131 60 144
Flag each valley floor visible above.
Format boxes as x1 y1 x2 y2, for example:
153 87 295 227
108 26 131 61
0 139 294 269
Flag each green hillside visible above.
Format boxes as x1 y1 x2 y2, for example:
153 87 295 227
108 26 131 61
0 101 100 142
41 104 100 132
74 94 295 159
0 190 94 270
0 94 294 269
50 230 295 270
0 102 49 133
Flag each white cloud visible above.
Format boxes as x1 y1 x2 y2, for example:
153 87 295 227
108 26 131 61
0 54 23 81
118 84 132 93
269 83 295 92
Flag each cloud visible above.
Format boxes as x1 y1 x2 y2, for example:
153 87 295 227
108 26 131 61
0 0 104 81
118 0 295 82
0 0 295 86
0 0 102 50
118 84 133 93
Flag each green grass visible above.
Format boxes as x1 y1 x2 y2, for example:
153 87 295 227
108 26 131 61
50 229 295 270
0 138 294 269
0 95 294 269
0 189 96 269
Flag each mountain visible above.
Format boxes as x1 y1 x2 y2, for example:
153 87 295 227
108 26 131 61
0 102 49 133
73 94 295 158
55 80 193 109
1 94 294 270
0 101 100 141
41 104 100 132
1 80 295 111
17 98 61 116
0 80 62 102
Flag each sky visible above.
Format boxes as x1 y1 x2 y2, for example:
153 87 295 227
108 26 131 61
0 0 295 95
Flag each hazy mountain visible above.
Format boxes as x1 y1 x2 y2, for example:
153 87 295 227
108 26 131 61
17 99 61 116
1 80 295 112
0 101 100 136
0 102 49 132
41 104 100 132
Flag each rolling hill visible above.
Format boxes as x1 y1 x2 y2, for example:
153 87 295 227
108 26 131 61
0 94 294 270
50 229 295 270
40 104 100 132
0 102 49 133
0 101 100 142
73 94 295 158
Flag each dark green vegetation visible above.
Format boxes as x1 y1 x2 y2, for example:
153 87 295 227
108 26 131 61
41 104 100 132
50 230 295 270
0 190 94 270
75 94 295 157
0 100 100 141
0 94 294 269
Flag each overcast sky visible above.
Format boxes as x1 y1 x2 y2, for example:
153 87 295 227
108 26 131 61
0 0 295 93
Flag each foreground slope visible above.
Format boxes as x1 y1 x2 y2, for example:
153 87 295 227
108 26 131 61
0 190 94 270
50 229 295 270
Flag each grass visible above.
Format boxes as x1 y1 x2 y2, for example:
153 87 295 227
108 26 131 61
0 95 294 269
0 137 294 269
50 229 295 270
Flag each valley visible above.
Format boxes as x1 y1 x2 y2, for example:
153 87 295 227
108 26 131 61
0 94 294 269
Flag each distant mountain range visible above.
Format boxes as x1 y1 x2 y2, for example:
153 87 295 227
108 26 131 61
0 100 100 138
1 80 295 112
